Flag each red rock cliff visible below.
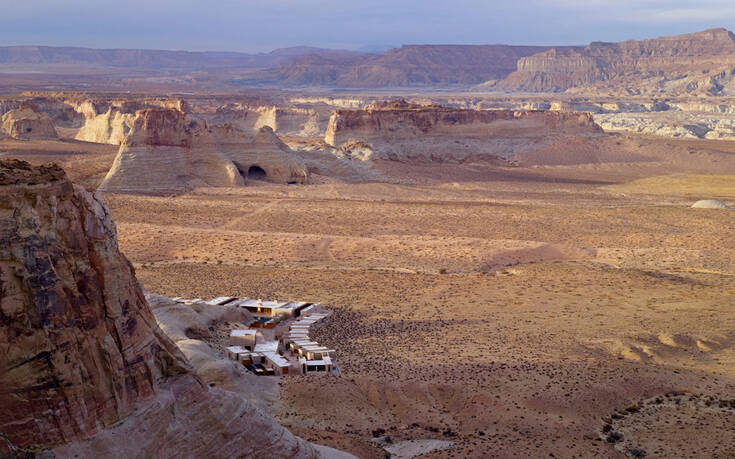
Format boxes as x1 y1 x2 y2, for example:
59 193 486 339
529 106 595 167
0 159 324 458
0 159 188 449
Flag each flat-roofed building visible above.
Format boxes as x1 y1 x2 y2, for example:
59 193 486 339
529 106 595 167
206 296 238 306
229 329 257 349
226 346 250 361
299 356 333 375
254 341 279 354
263 352 291 375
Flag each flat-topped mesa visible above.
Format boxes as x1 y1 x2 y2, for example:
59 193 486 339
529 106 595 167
1 106 59 140
277 44 554 87
499 28 735 94
0 159 188 448
325 102 601 163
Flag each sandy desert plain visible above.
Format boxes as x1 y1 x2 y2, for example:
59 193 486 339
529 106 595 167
2 93 735 458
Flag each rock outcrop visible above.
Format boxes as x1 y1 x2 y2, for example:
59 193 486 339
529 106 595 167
99 107 308 194
0 159 187 448
324 100 602 162
216 104 323 136
1 107 59 140
499 28 735 95
74 98 187 145
691 199 730 209
98 109 243 194
0 159 325 458
214 125 309 184
0 96 82 129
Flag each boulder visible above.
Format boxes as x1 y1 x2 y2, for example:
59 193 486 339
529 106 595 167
691 199 730 209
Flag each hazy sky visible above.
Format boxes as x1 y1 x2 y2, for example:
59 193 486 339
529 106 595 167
0 1 733 53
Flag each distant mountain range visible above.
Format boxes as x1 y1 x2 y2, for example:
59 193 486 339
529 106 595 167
2 28 735 95
0 45 359 70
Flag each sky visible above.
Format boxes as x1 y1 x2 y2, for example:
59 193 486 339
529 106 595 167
0 0 733 53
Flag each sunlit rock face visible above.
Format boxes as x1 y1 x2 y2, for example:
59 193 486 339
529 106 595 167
0 159 323 458
0 159 188 448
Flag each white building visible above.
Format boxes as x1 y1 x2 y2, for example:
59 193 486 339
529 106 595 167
229 329 257 349
299 356 333 374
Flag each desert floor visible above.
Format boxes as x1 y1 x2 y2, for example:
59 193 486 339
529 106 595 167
5 134 735 458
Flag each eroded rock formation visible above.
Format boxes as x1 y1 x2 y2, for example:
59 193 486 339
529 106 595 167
99 107 308 194
213 124 309 184
1 107 59 140
0 159 326 458
499 28 735 95
215 103 324 136
324 100 602 162
0 159 187 448
99 108 243 194
74 98 187 145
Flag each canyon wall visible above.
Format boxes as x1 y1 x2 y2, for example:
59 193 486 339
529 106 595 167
0 159 187 448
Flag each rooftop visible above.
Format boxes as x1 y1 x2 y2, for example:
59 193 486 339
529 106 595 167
230 329 257 337
226 346 250 354
254 341 279 353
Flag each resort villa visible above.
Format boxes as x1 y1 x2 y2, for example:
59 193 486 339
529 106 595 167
208 297 337 376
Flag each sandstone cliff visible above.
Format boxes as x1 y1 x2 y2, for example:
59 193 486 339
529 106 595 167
324 101 602 162
0 159 187 449
1 107 59 140
499 28 735 95
0 159 328 458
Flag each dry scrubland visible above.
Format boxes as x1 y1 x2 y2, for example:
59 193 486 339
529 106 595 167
5 134 735 457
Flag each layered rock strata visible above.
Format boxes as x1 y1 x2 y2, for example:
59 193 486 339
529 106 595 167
98 109 243 194
98 106 309 194
499 28 735 95
0 159 187 448
324 101 602 162
0 159 325 458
